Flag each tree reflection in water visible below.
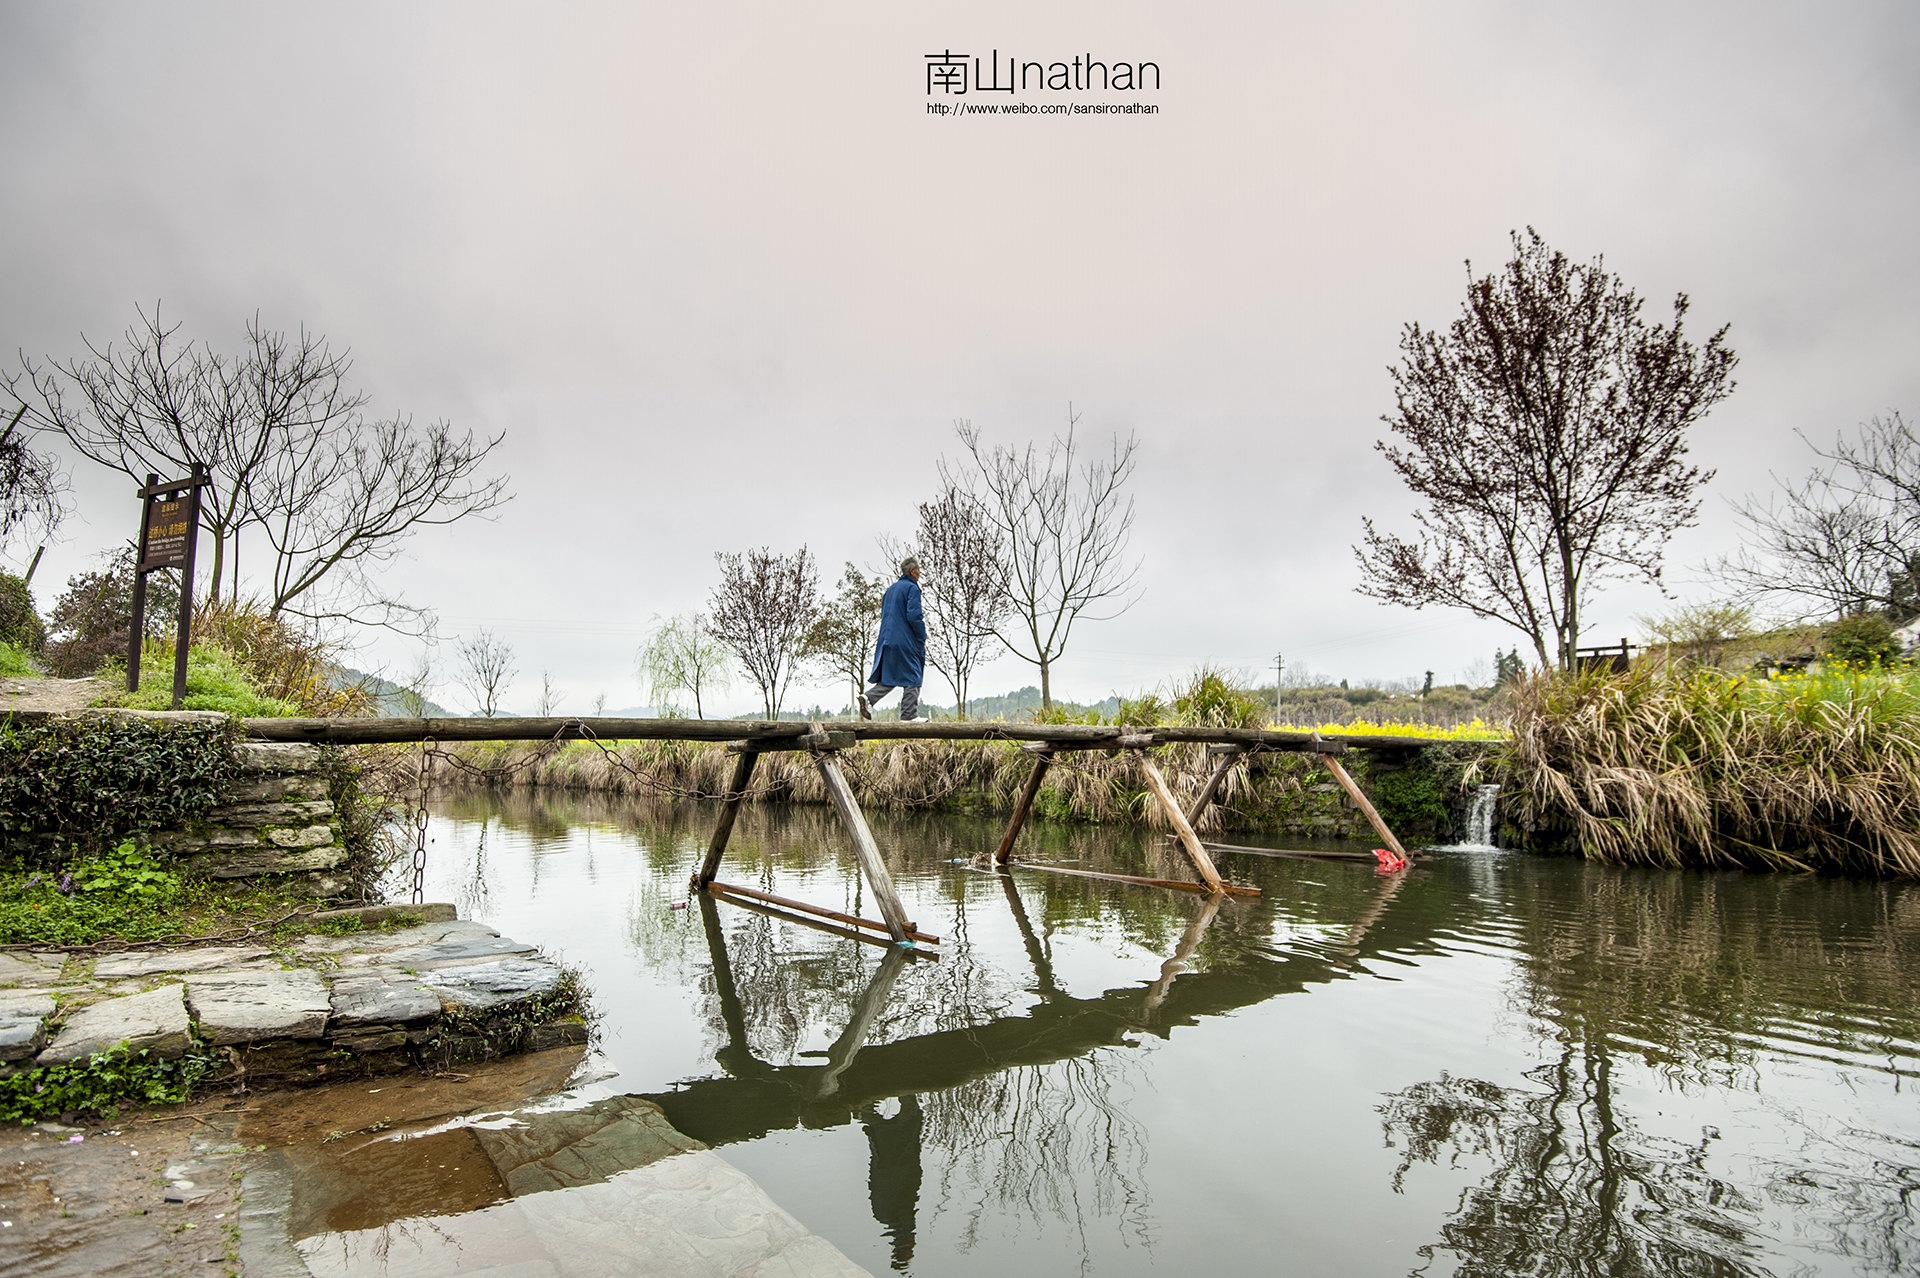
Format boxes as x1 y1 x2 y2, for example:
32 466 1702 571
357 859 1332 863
1380 862 1920 1277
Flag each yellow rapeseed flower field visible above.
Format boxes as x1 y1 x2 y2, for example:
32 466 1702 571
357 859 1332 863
1310 718 1507 741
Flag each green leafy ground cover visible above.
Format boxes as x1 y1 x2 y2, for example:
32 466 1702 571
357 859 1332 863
0 841 320 945
0 1044 219 1124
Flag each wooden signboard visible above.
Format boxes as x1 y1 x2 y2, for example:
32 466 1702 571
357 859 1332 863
128 466 208 708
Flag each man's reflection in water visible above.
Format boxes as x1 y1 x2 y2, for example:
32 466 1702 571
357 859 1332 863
862 1094 925 1270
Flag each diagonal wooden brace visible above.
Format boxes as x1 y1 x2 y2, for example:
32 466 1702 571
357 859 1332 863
1137 755 1227 894
694 747 760 889
1184 744 1245 830
1324 754 1409 859
993 744 1056 865
813 748 914 944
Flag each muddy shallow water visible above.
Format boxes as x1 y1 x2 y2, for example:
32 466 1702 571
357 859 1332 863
297 788 1920 1277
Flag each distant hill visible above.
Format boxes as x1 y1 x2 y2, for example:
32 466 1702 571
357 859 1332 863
334 667 454 718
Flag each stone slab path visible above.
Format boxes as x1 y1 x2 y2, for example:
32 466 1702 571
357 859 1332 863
0 906 583 1080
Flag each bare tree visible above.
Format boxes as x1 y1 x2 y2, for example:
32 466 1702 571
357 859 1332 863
944 408 1139 712
455 628 516 717
911 485 1011 718
0 404 67 558
592 690 607 716
706 546 819 719
637 612 733 718
536 669 560 715
801 562 884 715
251 412 510 631
1356 229 1737 670
1718 412 1920 621
5 306 510 631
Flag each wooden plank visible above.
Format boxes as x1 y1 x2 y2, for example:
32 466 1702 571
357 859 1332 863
993 748 1054 865
1323 754 1410 859
813 750 914 943
694 749 758 888
1014 861 1261 898
727 729 855 753
1184 746 1244 829
1136 755 1227 894
705 879 939 945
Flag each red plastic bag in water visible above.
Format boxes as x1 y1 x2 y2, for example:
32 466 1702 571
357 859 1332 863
1372 848 1409 874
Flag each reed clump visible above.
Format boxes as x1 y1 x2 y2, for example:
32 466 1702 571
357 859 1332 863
1505 663 1920 876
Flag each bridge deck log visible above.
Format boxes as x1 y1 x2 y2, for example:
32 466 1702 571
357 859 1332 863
238 715 1446 753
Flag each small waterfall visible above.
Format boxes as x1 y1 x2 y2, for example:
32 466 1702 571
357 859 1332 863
1463 784 1501 848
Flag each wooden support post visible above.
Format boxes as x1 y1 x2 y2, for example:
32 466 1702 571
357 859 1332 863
993 745 1055 865
813 749 914 944
695 748 759 889
1136 755 1227 895
1323 754 1409 859
1183 745 1245 830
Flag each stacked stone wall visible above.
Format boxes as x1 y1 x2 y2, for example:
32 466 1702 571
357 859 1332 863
150 739 350 894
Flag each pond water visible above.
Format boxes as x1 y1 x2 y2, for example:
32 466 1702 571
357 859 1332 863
356 789 1919 1276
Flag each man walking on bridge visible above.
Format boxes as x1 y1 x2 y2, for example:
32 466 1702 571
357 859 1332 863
860 557 926 721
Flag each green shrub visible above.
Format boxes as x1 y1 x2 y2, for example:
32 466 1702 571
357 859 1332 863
1823 613 1902 667
0 714 240 860
0 641 33 677
0 573 42 653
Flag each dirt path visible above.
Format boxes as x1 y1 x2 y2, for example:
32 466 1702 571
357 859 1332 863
0 676 112 716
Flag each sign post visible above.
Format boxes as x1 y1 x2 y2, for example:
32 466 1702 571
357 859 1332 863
128 465 208 709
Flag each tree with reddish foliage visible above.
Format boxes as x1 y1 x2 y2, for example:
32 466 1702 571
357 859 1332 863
1356 229 1737 671
706 546 819 719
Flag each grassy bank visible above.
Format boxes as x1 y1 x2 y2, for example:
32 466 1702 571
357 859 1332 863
1505 664 1920 876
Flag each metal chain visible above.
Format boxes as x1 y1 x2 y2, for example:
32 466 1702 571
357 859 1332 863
410 736 433 904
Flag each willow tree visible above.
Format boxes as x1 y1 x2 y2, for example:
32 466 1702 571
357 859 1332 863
1356 229 1737 671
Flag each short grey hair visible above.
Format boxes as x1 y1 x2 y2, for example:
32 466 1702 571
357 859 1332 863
900 556 920 576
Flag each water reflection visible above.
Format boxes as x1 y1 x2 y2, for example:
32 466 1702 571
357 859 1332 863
368 788 1920 1277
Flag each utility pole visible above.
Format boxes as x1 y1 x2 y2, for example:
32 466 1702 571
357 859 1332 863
1274 651 1284 721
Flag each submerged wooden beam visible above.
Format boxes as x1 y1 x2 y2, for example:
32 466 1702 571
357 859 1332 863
1136 755 1227 894
694 748 759 888
1323 754 1410 860
705 880 939 945
993 745 1055 865
1193 840 1379 863
706 884 915 952
813 748 914 943
1014 861 1261 898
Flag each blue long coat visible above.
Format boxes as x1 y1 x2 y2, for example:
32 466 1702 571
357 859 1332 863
869 575 926 687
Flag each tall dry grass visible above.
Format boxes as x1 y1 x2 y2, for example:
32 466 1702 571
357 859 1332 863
431 686 1290 835
1505 664 1920 876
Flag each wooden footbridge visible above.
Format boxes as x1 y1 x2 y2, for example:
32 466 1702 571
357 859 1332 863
244 716 1430 950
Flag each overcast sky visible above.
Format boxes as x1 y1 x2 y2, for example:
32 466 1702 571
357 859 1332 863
4 1 1917 715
